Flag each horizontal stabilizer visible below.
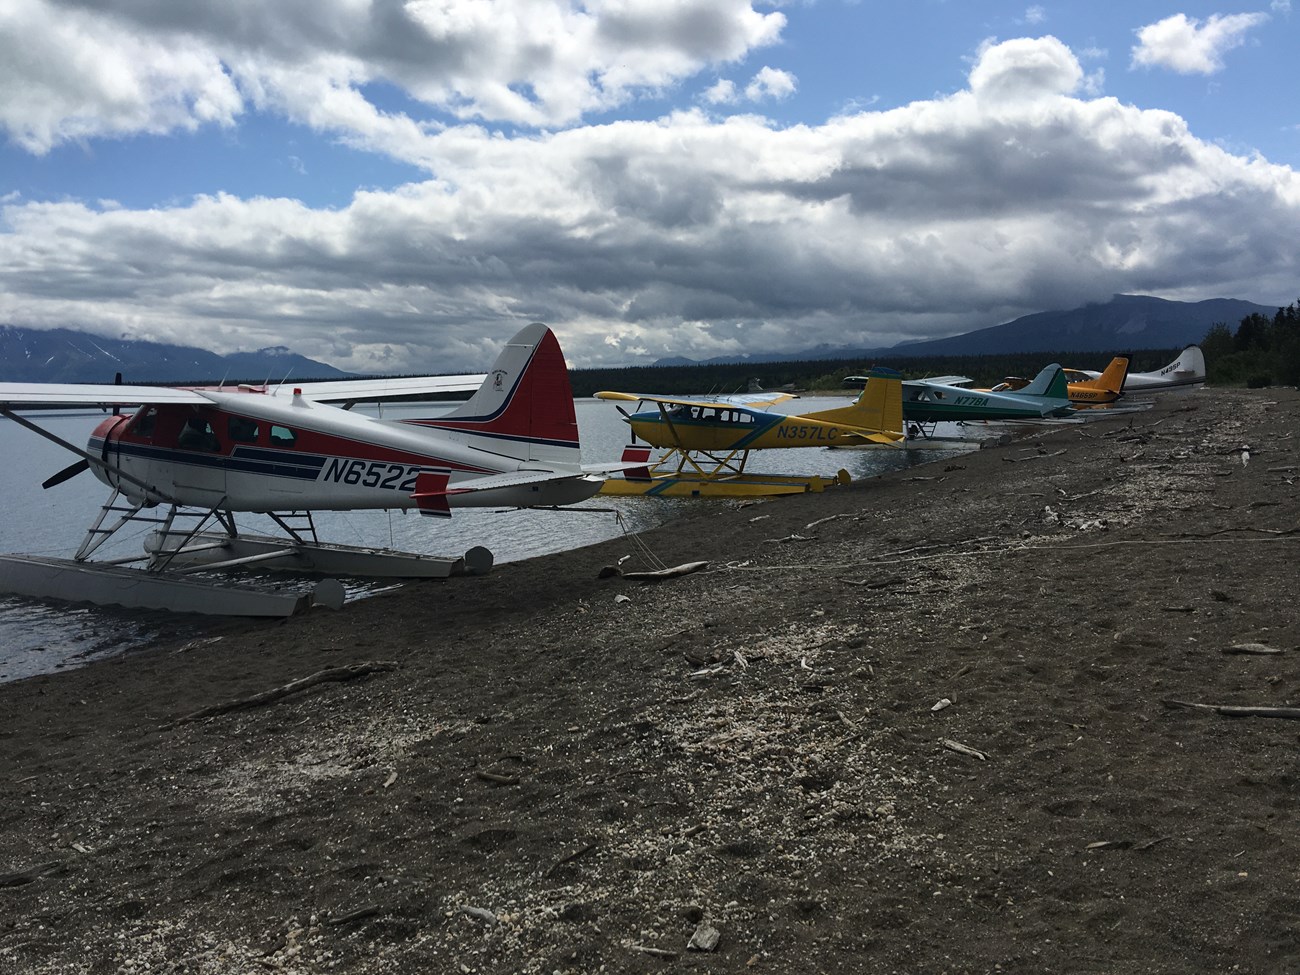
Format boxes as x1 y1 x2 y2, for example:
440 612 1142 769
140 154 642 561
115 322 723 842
410 471 460 518
606 446 653 480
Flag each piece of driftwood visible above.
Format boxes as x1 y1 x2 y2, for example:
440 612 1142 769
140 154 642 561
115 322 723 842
598 561 709 581
628 945 679 959
1086 836 1171 852
475 770 520 786
1162 699 1300 720
1002 449 1067 464
1221 643 1285 655
166 661 398 727
324 905 382 927
459 906 501 925
836 575 903 590
806 513 858 530
940 738 988 760
0 861 65 888
547 841 598 876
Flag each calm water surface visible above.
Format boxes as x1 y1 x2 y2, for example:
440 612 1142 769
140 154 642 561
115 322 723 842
0 397 978 682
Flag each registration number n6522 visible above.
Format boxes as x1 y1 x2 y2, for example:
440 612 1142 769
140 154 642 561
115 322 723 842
320 458 420 491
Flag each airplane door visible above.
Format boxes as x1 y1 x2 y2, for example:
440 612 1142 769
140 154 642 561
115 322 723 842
169 413 228 504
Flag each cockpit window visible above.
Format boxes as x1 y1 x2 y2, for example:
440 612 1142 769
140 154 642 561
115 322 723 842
130 407 158 438
228 416 259 443
269 425 297 448
178 418 220 452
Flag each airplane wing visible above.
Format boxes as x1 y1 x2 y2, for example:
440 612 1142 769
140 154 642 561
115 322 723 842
920 375 974 387
594 390 798 409
0 373 489 410
0 382 210 408
292 374 487 403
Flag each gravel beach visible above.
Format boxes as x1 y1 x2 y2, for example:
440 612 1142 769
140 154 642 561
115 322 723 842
2 386 1298 975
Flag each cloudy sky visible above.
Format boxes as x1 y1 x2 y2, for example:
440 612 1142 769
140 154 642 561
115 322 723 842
2 0 1298 372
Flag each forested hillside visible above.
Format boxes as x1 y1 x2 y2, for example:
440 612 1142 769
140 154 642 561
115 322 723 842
1201 299 1300 387
568 347 1186 398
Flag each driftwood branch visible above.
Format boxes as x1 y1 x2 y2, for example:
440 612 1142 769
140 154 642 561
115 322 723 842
627 945 679 959
940 738 988 760
324 905 382 927
475 770 520 786
1221 643 1285 655
805 513 859 530
1003 449 1067 464
0 860 66 888
1162 699 1300 720
836 575 903 590
599 561 709 581
547 840 599 876
166 661 399 727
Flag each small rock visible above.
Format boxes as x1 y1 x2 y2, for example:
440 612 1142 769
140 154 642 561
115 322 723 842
687 923 721 952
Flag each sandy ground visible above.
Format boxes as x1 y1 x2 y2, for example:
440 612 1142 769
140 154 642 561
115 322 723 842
1 386 1299 975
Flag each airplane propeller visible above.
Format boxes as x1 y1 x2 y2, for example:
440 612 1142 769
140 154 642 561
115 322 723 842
612 404 639 443
42 458 90 489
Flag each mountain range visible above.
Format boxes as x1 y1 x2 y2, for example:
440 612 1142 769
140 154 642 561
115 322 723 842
0 326 350 383
651 294 1274 366
0 294 1279 382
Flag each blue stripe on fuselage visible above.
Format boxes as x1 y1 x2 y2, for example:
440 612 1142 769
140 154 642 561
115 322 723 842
96 438 326 480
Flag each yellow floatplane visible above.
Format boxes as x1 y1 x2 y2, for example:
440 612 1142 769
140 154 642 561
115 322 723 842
595 367 905 497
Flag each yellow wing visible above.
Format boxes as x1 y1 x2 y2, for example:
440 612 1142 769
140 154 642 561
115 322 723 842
594 390 797 409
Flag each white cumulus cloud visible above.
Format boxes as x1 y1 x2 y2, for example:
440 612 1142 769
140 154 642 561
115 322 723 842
1131 12 1269 75
702 79 739 104
0 35 1297 370
969 35 1083 102
745 66 797 101
0 0 787 157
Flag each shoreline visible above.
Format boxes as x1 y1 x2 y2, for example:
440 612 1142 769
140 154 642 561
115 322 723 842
3 387 1299 974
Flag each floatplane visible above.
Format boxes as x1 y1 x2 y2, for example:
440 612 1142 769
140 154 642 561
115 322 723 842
1071 345 1205 394
992 356 1131 407
594 366 905 497
0 323 614 616
900 362 1074 427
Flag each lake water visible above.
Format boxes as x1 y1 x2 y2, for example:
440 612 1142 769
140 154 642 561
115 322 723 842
0 397 979 682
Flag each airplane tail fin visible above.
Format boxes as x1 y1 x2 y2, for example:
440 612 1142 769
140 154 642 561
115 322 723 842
1164 345 1206 380
1019 363 1067 398
410 323 582 467
804 367 904 438
1085 356 1130 394
1014 363 1073 414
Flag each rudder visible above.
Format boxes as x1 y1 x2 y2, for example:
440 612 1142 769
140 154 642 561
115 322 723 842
804 367 904 438
411 323 581 466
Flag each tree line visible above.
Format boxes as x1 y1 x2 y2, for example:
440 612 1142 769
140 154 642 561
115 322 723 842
568 299 1300 397
569 348 1184 398
1200 299 1300 387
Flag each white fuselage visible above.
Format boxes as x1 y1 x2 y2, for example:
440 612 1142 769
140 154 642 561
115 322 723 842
90 390 597 512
